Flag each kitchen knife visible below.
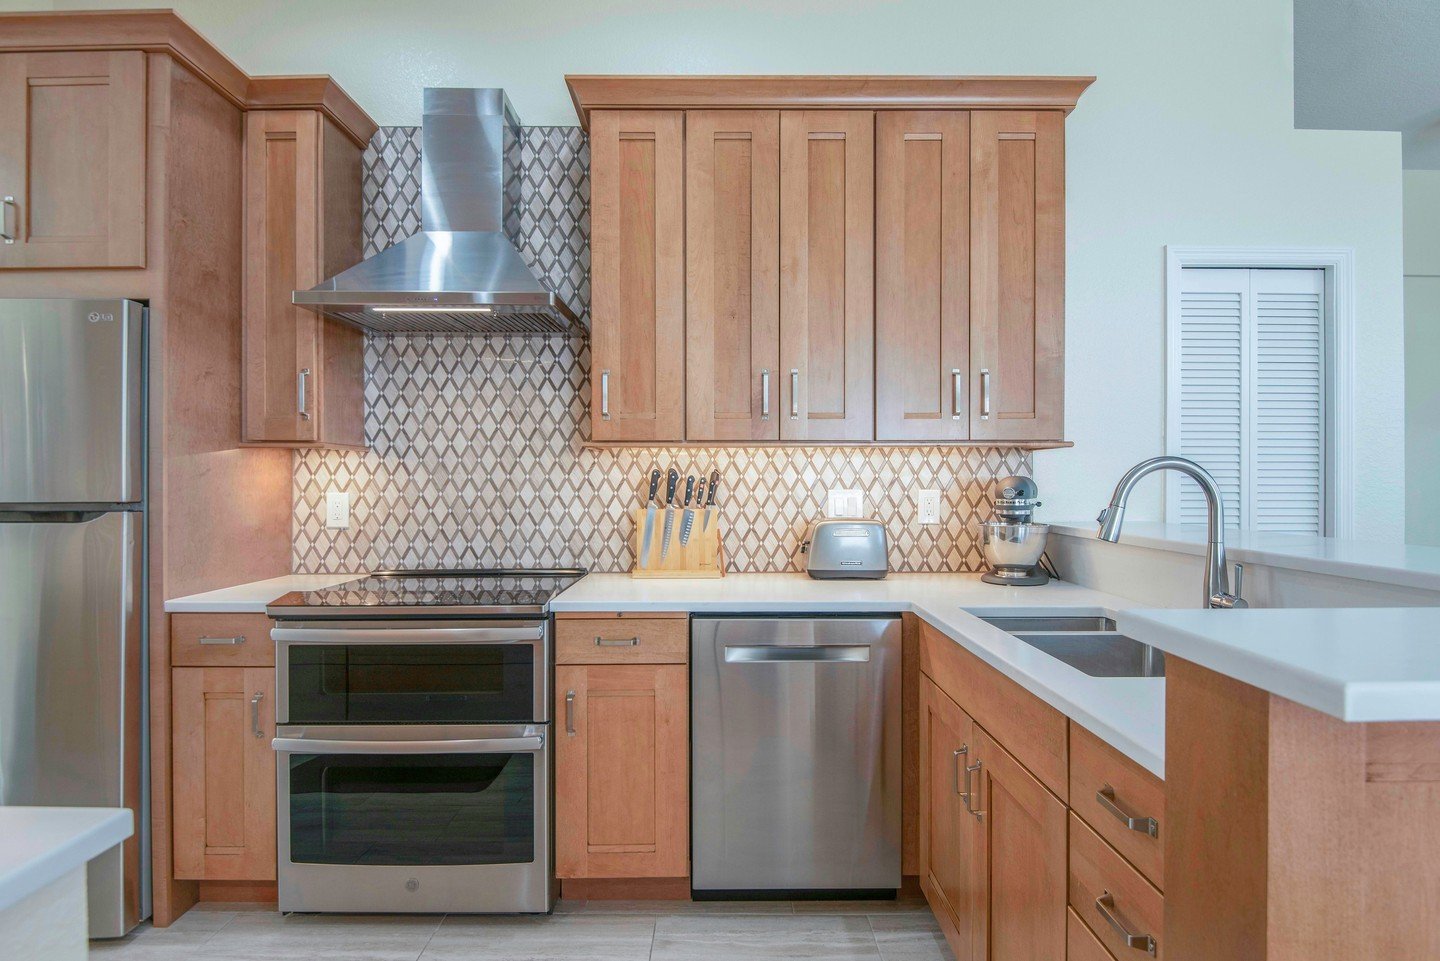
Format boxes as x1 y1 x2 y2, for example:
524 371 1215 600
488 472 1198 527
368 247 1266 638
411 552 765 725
637 467 662 569
660 468 680 560
702 469 720 531
680 474 699 546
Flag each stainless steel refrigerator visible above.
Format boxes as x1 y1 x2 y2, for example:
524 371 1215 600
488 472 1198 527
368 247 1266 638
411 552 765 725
0 299 149 937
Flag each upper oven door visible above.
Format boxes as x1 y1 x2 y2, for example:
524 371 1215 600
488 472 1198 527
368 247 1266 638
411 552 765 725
272 622 548 725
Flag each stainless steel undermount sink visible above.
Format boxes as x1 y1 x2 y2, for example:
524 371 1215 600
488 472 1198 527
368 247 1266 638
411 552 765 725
977 615 1165 678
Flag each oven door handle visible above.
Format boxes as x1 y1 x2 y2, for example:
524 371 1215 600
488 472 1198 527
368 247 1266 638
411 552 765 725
271 734 545 755
270 626 544 644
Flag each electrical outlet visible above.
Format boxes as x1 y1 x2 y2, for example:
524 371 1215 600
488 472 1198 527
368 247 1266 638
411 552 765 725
325 490 350 530
826 489 864 518
917 489 942 525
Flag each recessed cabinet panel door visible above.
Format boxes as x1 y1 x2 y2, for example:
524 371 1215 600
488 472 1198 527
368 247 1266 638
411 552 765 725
590 111 685 441
243 110 321 443
969 111 1064 441
0 50 146 269
919 677 979 961
172 667 277 881
876 112 970 441
972 726 1067 961
686 110 780 441
779 111 874 441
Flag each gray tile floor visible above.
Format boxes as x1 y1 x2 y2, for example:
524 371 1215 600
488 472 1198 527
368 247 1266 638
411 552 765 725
89 897 954 961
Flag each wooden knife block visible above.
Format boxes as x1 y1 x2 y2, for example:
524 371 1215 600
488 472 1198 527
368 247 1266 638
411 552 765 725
631 507 725 578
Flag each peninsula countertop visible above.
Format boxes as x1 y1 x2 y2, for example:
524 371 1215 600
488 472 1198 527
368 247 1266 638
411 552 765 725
0 807 133 913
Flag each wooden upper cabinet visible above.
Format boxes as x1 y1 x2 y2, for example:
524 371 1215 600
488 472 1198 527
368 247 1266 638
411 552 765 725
875 112 971 441
590 110 685 442
685 110 780 441
172 666 276 881
242 110 365 447
969 111 1065 441
0 50 146 269
779 110 874 441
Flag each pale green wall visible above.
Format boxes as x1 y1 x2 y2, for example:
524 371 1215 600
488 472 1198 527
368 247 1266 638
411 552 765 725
1405 170 1440 546
21 0 1409 538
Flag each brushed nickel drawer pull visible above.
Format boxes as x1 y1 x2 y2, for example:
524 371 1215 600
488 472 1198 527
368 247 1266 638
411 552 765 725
565 690 576 735
1095 891 1156 955
1097 785 1159 838
600 370 611 420
965 758 984 819
1 196 15 244
250 692 265 739
951 368 963 419
297 367 311 420
594 636 640 647
980 368 992 420
761 368 771 419
789 368 800 419
199 635 246 645
952 745 968 797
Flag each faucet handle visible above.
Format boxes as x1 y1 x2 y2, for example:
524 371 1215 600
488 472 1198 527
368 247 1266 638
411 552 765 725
1211 562 1250 609
1096 507 1109 526
1232 562 1244 600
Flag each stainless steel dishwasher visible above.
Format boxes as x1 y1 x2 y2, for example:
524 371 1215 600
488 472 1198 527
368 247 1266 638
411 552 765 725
691 616 902 897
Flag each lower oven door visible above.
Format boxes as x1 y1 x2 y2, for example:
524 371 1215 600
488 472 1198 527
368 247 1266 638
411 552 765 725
272 724 552 914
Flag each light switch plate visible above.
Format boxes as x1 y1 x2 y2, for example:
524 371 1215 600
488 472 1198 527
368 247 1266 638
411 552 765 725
325 490 350 530
826 489 864 518
917 489 942 525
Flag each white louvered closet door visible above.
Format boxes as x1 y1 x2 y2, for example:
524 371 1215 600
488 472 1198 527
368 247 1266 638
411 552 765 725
1169 267 1327 534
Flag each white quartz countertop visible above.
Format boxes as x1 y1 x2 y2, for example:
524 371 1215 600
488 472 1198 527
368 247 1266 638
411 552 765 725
0 807 132 912
553 573 1167 777
1119 607 1440 722
165 573 361 613
1051 520 1440 593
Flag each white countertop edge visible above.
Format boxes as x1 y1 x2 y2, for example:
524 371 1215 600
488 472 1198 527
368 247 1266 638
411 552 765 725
0 807 133 913
1050 522 1440 594
166 573 362 613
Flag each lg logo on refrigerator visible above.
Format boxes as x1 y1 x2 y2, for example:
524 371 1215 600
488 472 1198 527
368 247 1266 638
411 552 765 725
87 311 115 323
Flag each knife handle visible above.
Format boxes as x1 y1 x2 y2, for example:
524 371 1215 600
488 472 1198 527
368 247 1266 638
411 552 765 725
666 468 680 505
706 470 720 507
683 475 696 507
646 467 662 504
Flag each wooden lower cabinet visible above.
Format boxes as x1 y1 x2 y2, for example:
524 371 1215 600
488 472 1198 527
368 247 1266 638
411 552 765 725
919 675 981 958
555 662 688 879
171 667 276 881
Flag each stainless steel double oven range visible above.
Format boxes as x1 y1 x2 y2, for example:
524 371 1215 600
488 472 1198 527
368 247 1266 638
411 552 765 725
266 569 584 914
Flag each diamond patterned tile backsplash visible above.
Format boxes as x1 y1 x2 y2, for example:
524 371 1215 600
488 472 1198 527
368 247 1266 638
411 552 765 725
292 127 1031 575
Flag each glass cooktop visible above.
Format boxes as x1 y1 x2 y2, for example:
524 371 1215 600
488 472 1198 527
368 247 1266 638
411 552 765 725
267 568 586 618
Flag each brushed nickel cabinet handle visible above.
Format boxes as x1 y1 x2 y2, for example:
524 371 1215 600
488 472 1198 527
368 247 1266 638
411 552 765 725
594 636 640 647
250 692 265 739
565 690 576 735
953 745 968 799
1095 891 1157 955
761 368 771 419
600 370 611 420
298 367 311 420
951 369 963 419
789 368 800 419
980 368 992 420
1 196 15 244
965 758 984 819
1096 785 1159 838
199 635 245 646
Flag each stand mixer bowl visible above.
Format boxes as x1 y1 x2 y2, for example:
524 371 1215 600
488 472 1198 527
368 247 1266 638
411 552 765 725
980 521 1050 577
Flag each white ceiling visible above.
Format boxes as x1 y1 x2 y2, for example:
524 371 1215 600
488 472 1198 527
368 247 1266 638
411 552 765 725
1294 0 1440 168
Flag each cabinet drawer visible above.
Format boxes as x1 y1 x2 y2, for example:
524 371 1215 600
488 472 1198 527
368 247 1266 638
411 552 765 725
171 613 275 667
1069 813 1164 960
556 614 688 664
1070 723 1165 889
1068 908 1118 961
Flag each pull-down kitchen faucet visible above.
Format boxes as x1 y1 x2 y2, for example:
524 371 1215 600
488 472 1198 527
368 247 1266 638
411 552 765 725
1097 456 1248 610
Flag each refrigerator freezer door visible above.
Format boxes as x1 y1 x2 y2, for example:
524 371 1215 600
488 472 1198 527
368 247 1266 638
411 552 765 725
0 510 144 936
690 616 902 893
0 299 144 505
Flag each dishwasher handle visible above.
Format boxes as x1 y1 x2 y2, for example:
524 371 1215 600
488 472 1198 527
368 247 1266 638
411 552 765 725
724 645 871 663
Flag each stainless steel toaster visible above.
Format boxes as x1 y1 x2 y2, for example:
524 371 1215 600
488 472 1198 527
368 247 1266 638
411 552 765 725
802 518 889 579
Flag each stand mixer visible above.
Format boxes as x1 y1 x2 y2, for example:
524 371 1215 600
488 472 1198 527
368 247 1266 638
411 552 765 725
980 475 1051 586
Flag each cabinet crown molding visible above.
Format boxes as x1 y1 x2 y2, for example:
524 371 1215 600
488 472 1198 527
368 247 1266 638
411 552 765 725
0 9 377 147
565 74 1095 129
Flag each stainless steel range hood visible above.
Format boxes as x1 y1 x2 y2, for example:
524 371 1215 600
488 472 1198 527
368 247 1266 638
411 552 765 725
293 88 583 336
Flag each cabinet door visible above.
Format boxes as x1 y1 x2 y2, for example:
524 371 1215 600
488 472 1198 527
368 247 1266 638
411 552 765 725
971 726 1067 961
685 110 780 441
556 663 688 878
969 111 1064 441
919 676 980 961
243 110 321 444
876 112 971 441
779 111 874 441
0 50 146 269
172 667 276 881
590 110 685 441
